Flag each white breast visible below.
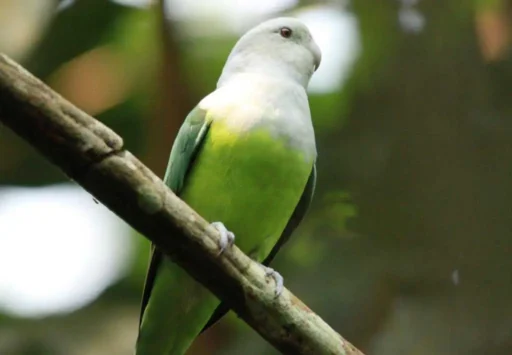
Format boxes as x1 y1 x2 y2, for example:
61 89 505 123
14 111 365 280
199 73 317 160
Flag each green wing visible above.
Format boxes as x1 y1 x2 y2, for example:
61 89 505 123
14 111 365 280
138 106 211 325
261 164 316 265
200 164 317 332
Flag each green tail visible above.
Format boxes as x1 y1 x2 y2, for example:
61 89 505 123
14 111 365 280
136 258 220 355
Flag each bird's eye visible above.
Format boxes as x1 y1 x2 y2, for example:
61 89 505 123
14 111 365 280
279 27 292 38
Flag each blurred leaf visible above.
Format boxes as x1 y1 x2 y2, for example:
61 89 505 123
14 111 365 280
24 0 129 78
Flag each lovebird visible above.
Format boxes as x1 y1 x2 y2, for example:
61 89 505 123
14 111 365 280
136 17 321 355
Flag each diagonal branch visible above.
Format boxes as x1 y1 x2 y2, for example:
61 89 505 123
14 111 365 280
0 53 364 355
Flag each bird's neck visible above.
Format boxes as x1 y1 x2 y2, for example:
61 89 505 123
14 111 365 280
214 73 307 107
217 56 311 90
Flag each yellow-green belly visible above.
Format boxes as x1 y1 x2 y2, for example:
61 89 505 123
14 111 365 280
181 122 313 260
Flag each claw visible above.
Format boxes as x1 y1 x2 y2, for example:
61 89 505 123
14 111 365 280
259 263 284 298
211 221 235 255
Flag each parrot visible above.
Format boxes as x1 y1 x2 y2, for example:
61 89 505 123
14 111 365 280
136 17 321 355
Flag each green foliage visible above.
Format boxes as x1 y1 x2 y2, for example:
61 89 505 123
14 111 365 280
25 0 129 78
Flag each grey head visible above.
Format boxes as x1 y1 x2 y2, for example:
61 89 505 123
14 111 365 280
217 17 322 89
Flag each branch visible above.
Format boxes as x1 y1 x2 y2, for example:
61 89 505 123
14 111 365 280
0 54 364 355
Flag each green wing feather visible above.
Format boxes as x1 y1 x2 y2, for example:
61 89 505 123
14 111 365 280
200 164 317 332
263 164 316 265
138 106 210 325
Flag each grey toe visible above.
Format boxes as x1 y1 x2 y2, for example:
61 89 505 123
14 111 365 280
259 263 284 298
211 221 235 255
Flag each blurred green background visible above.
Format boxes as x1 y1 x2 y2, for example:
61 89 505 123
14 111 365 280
1 0 512 354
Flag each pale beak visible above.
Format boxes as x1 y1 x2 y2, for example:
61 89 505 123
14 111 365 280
311 40 322 71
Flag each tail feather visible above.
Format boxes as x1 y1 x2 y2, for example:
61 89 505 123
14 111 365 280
136 259 220 355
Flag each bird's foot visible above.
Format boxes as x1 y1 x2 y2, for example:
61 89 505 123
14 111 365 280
258 263 284 298
211 221 235 255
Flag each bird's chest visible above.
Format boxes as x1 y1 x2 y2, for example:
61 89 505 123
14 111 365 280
209 102 316 160
201 78 317 159
180 121 313 256
203 120 312 184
